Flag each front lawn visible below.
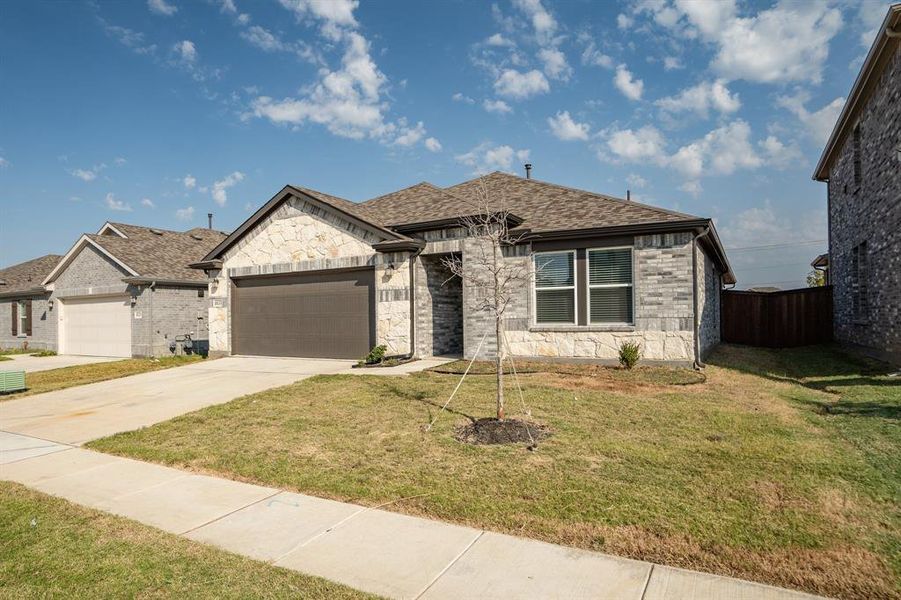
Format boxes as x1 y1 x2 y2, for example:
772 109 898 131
88 345 900 600
0 482 374 599
0 355 203 401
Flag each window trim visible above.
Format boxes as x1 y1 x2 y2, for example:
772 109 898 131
532 249 578 326
586 245 635 326
17 300 28 337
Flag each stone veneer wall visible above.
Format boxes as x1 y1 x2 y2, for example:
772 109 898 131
415 255 463 357
0 296 56 351
826 44 900 363
695 243 722 359
209 195 412 356
462 233 697 364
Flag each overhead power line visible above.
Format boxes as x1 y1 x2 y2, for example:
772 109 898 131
726 240 826 252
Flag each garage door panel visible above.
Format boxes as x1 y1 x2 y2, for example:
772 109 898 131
232 269 374 359
62 296 132 358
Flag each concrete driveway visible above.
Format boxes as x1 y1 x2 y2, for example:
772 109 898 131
0 356 355 445
1 354 122 373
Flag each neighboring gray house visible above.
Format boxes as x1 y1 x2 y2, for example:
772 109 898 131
38 222 226 357
814 3 900 365
0 254 63 351
194 172 733 367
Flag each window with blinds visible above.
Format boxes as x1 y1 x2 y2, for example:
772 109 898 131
588 248 633 324
534 251 575 324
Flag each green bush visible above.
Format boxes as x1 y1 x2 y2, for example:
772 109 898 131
618 341 641 370
359 344 388 366
32 350 57 357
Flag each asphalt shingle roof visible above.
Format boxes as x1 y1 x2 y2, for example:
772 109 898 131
89 223 227 282
381 172 699 232
0 255 62 295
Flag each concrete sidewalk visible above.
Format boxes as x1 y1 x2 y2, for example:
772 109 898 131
1 431 822 600
0 353 121 373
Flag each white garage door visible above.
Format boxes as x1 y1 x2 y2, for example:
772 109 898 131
61 296 132 357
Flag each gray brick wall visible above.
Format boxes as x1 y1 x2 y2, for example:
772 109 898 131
415 255 463 356
635 233 694 332
826 44 900 362
52 244 130 297
0 296 57 351
696 244 721 358
132 285 209 357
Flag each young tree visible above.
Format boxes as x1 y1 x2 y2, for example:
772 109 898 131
806 269 826 287
442 180 529 421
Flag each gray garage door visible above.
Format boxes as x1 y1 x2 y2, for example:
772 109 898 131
232 269 375 359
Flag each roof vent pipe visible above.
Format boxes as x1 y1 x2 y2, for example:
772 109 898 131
208 213 213 230
524 163 532 179
626 189 631 201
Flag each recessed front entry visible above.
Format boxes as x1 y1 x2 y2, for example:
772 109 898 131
60 295 132 357
231 269 375 359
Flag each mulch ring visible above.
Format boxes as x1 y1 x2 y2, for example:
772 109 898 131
454 418 552 446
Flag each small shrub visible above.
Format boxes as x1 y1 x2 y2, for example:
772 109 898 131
359 344 388 366
618 341 641 370
32 350 57 357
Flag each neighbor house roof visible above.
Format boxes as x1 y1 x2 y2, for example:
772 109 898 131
44 222 227 285
0 255 62 298
814 3 901 181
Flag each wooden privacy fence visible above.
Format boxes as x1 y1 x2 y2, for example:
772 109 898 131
721 286 833 348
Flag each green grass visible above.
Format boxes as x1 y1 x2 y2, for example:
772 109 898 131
0 347 35 355
0 355 204 401
31 350 57 357
0 355 10 362
89 345 901 600
430 359 706 385
0 481 375 599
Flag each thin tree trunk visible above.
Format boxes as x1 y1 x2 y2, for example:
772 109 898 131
495 315 505 420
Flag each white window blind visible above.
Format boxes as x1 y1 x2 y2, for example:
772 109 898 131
534 251 575 324
588 248 633 324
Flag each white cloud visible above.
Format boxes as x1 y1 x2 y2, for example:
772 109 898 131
606 126 667 162
857 1 886 47
758 135 803 167
68 164 105 182
512 0 558 45
392 121 426 147
424 137 442 152
663 56 684 70
104 193 132 212
183 174 197 189
175 206 196 221
455 142 531 174
655 79 740 117
210 171 245 206
547 111 589 141
669 120 762 178
453 92 475 104
486 33 514 47
777 91 845 145
617 13 633 29
538 47 571 80
674 0 736 37
626 173 648 189
140 197 155 208
278 0 359 28
173 40 197 64
0 156 8 168
240 26 288 52
581 40 614 69
147 0 177 16
114 157 127 165
494 69 550 99
679 180 702 197
101 22 156 55
614 64 643 101
483 99 513 114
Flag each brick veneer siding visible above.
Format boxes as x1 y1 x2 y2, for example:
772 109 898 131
132 286 210 357
415 255 463 357
462 233 702 364
696 243 722 358
0 296 56 351
826 45 901 363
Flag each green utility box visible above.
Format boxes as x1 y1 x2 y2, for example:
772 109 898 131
0 370 26 393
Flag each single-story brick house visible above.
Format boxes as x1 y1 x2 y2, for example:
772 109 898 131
24 222 226 357
813 3 900 365
194 172 734 367
0 254 64 351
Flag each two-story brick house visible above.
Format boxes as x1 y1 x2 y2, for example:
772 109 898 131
814 3 901 364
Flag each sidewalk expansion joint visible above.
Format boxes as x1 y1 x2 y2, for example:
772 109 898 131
640 563 655 600
180 489 283 536
413 530 485 600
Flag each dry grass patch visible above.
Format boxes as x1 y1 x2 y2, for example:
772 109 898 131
0 481 375 598
90 345 900 599
0 355 203 401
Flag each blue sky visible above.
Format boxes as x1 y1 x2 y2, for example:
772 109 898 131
0 0 891 288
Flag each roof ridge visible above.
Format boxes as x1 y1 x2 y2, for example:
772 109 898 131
446 171 699 221
362 181 445 204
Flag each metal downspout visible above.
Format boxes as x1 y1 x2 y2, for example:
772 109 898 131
692 226 711 370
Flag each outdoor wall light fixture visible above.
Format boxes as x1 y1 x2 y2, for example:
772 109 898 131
130 295 137 306
48 299 54 310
